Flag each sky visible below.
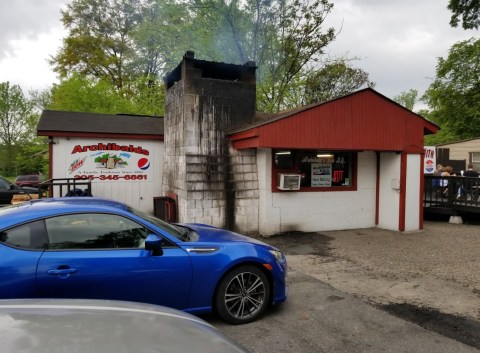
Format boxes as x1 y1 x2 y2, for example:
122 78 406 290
0 0 477 106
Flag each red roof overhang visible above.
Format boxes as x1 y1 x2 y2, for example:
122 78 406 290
229 89 439 153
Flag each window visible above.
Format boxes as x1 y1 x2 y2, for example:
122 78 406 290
0 177 10 190
273 150 356 191
45 213 150 250
471 152 480 171
0 220 48 250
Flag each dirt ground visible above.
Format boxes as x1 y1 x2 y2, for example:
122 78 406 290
259 220 480 322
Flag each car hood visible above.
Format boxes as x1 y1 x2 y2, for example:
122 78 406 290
0 299 249 353
182 223 274 248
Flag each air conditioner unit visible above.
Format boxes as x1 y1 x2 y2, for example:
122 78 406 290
277 173 301 191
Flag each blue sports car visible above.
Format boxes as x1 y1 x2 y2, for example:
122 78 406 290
0 198 287 324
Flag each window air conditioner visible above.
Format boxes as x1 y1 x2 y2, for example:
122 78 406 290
277 174 301 190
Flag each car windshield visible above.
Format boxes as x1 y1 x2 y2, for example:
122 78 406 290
128 207 185 240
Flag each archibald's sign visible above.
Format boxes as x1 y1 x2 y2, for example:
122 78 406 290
67 141 153 182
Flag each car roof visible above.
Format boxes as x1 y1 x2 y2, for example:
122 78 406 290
0 197 129 229
0 299 248 353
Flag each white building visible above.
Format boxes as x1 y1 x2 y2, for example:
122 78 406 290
38 52 438 235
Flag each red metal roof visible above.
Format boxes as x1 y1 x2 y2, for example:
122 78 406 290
229 89 439 153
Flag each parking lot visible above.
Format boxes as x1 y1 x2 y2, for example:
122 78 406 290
208 220 480 352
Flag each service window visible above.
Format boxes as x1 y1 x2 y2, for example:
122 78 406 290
45 213 150 250
273 150 356 191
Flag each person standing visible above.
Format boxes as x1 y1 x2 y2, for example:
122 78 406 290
434 163 444 176
463 163 479 177
461 163 479 200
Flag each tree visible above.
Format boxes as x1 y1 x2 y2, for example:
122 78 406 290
52 0 147 90
0 82 36 175
51 0 370 114
133 0 197 77
448 0 480 30
15 142 49 176
49 74 164 116
393 89 418 111
422 38 480 142
302 60 375 105
191 0 337 112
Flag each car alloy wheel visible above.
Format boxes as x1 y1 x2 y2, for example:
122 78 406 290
216 266 270 324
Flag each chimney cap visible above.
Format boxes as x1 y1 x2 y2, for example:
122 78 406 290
184 51 195 59
244 61 256 67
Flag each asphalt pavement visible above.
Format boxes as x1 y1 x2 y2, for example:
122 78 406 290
206 269 479 353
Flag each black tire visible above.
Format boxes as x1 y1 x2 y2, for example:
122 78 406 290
215 265 270 324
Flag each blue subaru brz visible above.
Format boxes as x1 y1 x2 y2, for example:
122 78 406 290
0 198 287 324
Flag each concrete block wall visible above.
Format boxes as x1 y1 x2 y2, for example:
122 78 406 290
163 53 258 232
228 146 259 234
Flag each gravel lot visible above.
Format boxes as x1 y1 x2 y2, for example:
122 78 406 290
258 220 480 321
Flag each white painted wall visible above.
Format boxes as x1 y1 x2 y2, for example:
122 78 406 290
257 150 377 235
377 153 401 230
405 154 421 231
51 137 164 213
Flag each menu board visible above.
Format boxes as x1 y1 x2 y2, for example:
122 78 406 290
311 163 332 187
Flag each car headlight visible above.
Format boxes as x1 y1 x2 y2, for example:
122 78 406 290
269 249 283 262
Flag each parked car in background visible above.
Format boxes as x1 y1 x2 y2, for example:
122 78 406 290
0 197 287 324
0 299 250 353
0 176 38 206
15 174 45 188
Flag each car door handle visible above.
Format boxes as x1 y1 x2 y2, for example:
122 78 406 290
47 268 78 276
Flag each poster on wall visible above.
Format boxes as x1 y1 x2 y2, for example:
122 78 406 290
311 163 332 187
424 146 436 174
67 142 153 182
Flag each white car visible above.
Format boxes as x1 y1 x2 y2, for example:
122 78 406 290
0 299 250 353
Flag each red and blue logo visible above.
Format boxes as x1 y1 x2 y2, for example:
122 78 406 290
425 159 434 173
138 158 150 170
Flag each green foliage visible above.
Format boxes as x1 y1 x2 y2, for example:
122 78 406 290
422 38 480 143
0 82 39 175
14 139 49 176
448 0 480 29
303 60 375 105
192 0 338 112
29 89 53 112
49 74 164 115
134 0 198 75
52 0 341 113
393 89 418 111
0 82 35 145
52 0 147 88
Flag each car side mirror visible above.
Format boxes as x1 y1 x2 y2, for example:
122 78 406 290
145 234 163 256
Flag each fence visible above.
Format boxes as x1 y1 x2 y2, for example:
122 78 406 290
424 175 480 214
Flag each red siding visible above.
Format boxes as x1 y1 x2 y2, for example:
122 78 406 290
230 89 437 153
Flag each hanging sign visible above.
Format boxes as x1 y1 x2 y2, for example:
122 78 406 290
424 146 436 174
